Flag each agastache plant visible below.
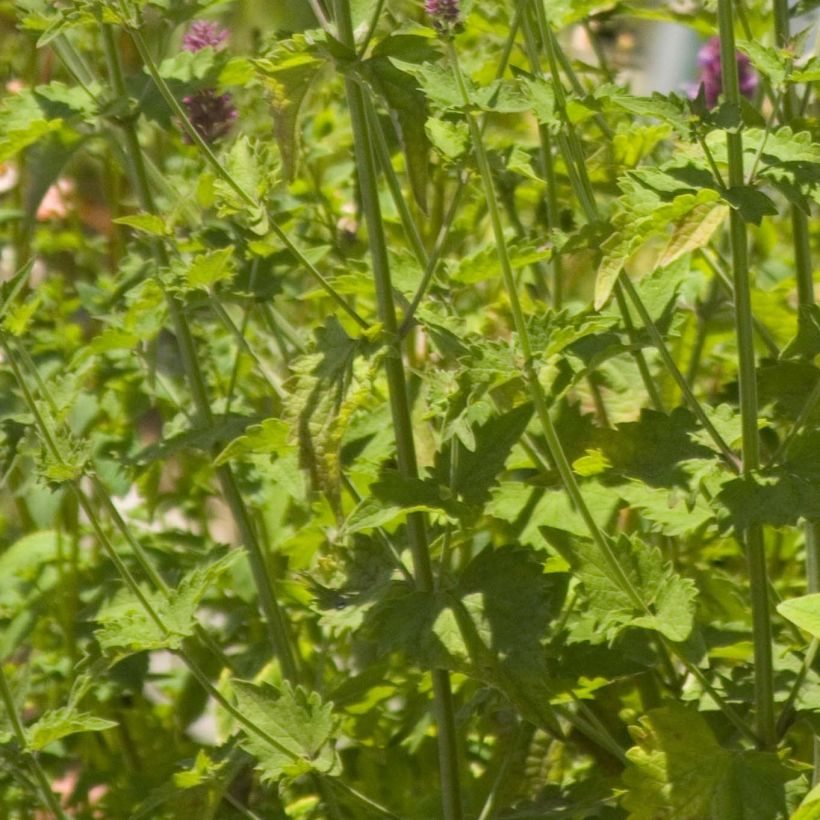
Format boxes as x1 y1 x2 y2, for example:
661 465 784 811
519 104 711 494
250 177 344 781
693 36 758 109
180 20 236 143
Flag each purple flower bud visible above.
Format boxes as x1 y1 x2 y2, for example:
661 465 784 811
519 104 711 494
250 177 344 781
183 20 229 53
691 37 758 110
425 0 460 32
179 21 236 143
182 89 238 144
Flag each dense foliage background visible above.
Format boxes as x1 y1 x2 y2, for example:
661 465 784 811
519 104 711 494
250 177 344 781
0 0 819 817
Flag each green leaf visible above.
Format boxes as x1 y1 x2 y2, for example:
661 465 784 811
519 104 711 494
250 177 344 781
114 213 168 236
182 246 236 291
389 59 463 110
365 34 437 210
156 47 219 84
623 705 792 819
431 402 533 507
776 594 820 639
365 546 567 673
26 707 117 751
426 116 468 160
659 200 728 267
95 553 239 661
782 305 820 360
722 186 779 225
214 418 291 465
256 51 323 182
232 681 340 783
554 534 697 643
717 472 820 530
343 471 466 535
792 783 820 820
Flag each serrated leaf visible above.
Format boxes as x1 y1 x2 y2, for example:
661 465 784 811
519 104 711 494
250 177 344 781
554 534 697 643
426 116 468 160
26 707 117 751
214 418 291 465
232 681 340 783
343 471 465 534
95 553 239 661
722 186 778 225
184 246 236 291
365 546 567 673
431 402 533 507
623 705 792 819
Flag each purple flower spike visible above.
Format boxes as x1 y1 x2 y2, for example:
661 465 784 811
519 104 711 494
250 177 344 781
183 20 229 53
425 0 460 32
692 37 758 110
182 90 238 144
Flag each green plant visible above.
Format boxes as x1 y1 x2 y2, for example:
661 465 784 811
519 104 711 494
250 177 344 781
0 0 819 817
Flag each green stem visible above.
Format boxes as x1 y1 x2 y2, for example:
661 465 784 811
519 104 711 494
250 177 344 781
100 24 298 682
335 2 463 817
619 275 740 469
448 39 642 611
774 0 820 774
114 6 368 331
717 0 775 749
448 32 756 746
0 666 69 820
362 93 428 269
701 249 780 358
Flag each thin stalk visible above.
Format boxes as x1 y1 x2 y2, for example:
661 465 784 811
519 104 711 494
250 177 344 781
0 666 69 820
770 378 820 465
614 286 666 413
397 4 523 335
358 0 387 57
620 276 740 469
447 34 756 745
774 0 820 775
100 24 298 681
701 249 780 358
362 93 428 268
1 347 301 758
114 7 368 331
520 5 664 409
717 0 776 749
477 723 525 820
330 778 403 819
335 1 463 816
448 39 642 610
209 297 286 399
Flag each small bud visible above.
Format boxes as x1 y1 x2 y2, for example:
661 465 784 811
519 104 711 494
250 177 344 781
425 0 460 33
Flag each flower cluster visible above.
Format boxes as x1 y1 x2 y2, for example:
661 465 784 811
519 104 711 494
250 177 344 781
425 0 460 33
693 37 758 109
180 20 236 144
183 20 229 53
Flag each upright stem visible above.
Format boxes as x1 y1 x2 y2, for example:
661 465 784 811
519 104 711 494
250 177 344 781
717 0 775 749
100 24 298 682
447 28 755 746
334 3 463 817
773 0 820 776
447 40 642 611
0 666 69 820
